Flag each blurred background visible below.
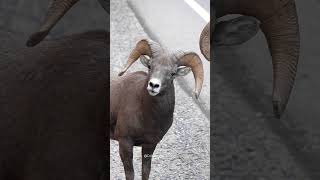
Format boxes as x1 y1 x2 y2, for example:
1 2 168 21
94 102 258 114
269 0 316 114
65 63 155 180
0 0 108 177
0 0 107 51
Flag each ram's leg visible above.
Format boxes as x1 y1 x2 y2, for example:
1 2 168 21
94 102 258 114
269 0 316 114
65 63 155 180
141 144 157 180
119 138 134 180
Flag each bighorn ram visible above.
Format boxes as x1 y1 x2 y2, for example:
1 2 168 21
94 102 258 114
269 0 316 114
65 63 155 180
110 39 204 180
199 0 300 118
26 0 108 47
0 30 108 180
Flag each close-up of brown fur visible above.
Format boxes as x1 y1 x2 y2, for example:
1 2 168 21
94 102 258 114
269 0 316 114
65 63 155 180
0 30 109 179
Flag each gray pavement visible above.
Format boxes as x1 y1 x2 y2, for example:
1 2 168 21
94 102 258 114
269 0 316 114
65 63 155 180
110 0 210 179
196 0 210 12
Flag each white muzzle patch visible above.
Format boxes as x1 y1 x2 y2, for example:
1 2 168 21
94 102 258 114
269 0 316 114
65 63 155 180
147 78 161 96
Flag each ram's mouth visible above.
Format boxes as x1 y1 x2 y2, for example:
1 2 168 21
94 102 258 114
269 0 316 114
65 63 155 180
147 88 159 96
148 90 159 96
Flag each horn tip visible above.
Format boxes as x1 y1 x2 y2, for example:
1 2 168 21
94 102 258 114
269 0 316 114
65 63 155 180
118 71 125 76
193 91 200 99
26 31 49 47
273 101 285 118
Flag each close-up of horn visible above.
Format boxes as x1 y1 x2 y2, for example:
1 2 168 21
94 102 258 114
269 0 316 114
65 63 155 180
26 0 80 47
212 0 300 117
177 52 204 99
259 1 300 118
118 39 153 76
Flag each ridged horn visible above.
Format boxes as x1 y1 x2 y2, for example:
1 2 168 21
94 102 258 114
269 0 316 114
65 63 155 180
176 52 204 99
26 0 79 47
118 39 152 76
260 1 300 117
200 5 216 61
199 22 210 61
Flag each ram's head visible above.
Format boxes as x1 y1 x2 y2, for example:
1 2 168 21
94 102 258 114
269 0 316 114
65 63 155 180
118 39 204 99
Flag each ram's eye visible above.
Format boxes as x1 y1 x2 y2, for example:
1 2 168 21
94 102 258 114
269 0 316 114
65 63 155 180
171 72 176 76
147 65 151 69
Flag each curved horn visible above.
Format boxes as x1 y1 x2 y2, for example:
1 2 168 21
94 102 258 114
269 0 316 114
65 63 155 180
26 0 79 47
118 39 153 76
260 1 300 118
200 6 216 61
177 52 204 99
199 22 210 61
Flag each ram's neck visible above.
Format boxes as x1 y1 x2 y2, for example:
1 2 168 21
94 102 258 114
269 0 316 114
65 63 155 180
141 80 175 121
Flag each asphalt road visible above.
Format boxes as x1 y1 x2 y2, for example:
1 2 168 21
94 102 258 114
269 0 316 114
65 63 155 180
110 0 210 179
196 0 210 12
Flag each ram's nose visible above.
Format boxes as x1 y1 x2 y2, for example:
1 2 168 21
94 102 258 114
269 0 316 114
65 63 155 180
149 81 160 89
147 78 161 96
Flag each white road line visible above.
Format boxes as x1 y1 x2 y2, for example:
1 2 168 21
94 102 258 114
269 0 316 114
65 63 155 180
184 0 210 22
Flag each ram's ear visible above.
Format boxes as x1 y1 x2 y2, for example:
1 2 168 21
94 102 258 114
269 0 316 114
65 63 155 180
213 16 260 47
176 66 191 76
140 55 151 68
